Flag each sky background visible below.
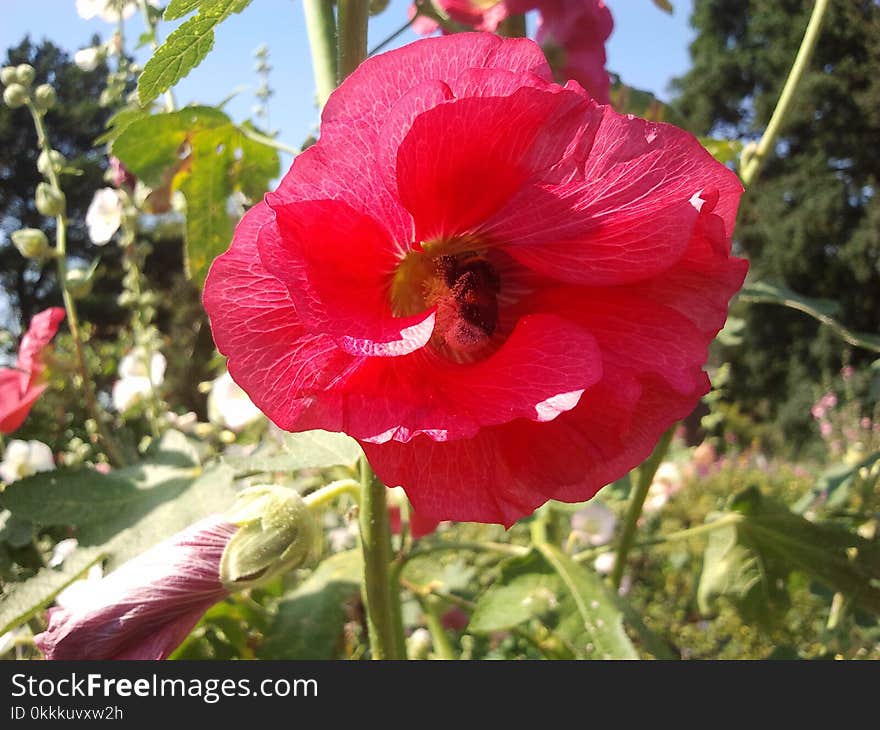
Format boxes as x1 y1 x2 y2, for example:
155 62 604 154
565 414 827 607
2 0 697 152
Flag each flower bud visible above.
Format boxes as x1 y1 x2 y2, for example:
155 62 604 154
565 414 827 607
65 265 94 300
2 83 28 109
32 84 56 112
369 0 390 14
35 183 65 216
15 64 35 87
220 485 318 590
37 149 65 177
11 228 50 259
0 66 17 85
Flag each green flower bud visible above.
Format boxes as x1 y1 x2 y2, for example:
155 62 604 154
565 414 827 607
220 485 319 590
32 84 56 113
3 83 28 109
15 64 35 87
0 66 17 85
35 183 65 216
65 265 93 300
11 228 50 259
369 0 390 15
37 149 65 177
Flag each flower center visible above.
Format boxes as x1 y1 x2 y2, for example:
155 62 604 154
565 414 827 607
392 246 502 360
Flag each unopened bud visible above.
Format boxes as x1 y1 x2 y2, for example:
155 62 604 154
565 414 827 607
35 183 65 216
0 66 17 85
15 64 35 87
65 265 93 300
37 149 65 177
11 228 49 259
3 83 28 108
220 485 318 590
33 84 56 113
369 0 390 14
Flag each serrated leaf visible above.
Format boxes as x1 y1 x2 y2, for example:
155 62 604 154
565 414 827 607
0 547 106 636
740 281 880 354
259 550 362 659
139 0 253 104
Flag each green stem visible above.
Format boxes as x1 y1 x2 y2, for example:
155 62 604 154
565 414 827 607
237 125 300 156
740 0 829 186
419 595 457 660
303 0 338 110
303 478 361 509
337 0 369 82
358 458 406 659
571 512 743 564
27 103 126 468
610 428 674 590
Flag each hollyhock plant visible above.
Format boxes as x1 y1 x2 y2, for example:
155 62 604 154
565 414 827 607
85 187 123 245
0 439 55 484
35 516 236 660
203 33 747 527
0 307 65 434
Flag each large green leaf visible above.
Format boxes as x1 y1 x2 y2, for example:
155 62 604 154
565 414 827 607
226 430 363 474
112 107 279 285
740 281 880 353
259 550 362 659
138 0 254 105
0 547 106 636
699 488 880 619
793 450 880 514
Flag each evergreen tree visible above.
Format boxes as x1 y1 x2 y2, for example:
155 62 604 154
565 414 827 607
672 0 880 447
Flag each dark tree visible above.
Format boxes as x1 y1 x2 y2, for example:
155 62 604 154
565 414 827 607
672 0 880 447
0 36 124 336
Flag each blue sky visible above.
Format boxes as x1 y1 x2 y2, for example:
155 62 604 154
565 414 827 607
2 0 696 151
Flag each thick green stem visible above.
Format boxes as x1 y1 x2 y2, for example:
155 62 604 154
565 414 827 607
610 428 674 590
358 458 406 659
740 0 829 186
303 0 338 110
27 103 126 468
337 0 369 82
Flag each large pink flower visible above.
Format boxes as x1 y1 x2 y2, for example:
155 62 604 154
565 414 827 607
203 34 747 526
35 516 236 660
0 307 65 434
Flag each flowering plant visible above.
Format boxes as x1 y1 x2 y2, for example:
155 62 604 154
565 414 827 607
0 0 878 662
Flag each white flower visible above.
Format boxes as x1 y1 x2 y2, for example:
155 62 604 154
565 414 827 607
55 564 104 611
85 187 123 245
571 501 617 546
49 538 80 568
112 348 165 413
0 440 55 484
74 47 101 72
207 371 262 432
643 461 683 514
75 0 156 22
593 551 616 575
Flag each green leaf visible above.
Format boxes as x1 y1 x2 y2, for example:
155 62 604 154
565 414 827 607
699 488 880 619
793 450 880 514
608 78 685 126
112 107 279 285
536 543 639 660
468 552 561 633
138 0 254 105
259 550 362 659
0 510 33 548
226 430 363 474
700 137 743 165
0 547 105 636
651 0 673 12
740 281 880 354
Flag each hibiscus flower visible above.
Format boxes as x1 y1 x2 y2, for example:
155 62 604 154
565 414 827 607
0 308 65 434
203 34 747 526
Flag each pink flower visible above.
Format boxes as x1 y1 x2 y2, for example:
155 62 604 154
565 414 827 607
202 34 747 526
0 308 65 434
819 421 833 438
536 0 614 103
34 516 236 660
109 156 136 190
411 0 521 34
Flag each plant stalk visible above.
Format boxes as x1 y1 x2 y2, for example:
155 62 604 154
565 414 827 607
303 0 338 109
337 0 369 82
